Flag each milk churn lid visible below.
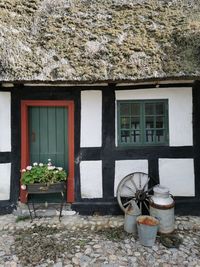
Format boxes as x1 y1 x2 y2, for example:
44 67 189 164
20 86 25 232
153 185 169 194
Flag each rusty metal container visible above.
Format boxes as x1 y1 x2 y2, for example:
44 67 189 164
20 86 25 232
149 185 175 234
137 215 159 247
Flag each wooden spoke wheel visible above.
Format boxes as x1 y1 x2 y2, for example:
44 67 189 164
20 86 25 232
116 172 158 213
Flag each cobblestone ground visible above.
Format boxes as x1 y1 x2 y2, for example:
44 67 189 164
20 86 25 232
0 214 200 267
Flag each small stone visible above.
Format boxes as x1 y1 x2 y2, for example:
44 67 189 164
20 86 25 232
5 262 17 267
84 248 92 255
53 262 63 267
130 257 137 263
125 244 131 249
134 252 141 257
72 257 79 265
178 225 184 231
0 251 5 257
79 255 91 266
131 237 136 242
66 253 73 259
109 254 117 261
93 244 101 249
91 253 100 258
127 249 133 256
75 252 82 258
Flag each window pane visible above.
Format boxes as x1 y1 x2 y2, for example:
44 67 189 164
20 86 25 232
121 130 130 143
145 116 154 128
145 103 154 115
156 103 164 115
156 130 164 143
120 103 130 116
121 117 130 129
131 130 140 143
131 117 140 129
146 130 154 143
156 116 164 128
131 103 140 116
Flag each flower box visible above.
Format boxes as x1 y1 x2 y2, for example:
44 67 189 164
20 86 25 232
27 181 66 194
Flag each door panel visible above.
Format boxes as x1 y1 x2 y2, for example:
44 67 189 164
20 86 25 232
29 107 68 171
28 106 68 203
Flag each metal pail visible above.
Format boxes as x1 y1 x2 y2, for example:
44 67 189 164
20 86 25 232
137 215 159 247
124 212 140 235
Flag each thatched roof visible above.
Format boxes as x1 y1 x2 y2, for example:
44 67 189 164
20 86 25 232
0 0 200 83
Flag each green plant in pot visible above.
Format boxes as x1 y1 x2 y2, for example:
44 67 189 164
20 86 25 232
21 159 67 193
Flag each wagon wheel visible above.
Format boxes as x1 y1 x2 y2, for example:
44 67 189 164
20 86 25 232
116 172 158 213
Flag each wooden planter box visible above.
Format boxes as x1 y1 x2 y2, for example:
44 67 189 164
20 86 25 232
27 181 66 194
26 181 66 222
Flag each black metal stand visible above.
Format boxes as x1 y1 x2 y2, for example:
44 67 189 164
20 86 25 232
27 190 65 222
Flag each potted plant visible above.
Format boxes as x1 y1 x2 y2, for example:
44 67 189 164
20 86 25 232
21 159 67 193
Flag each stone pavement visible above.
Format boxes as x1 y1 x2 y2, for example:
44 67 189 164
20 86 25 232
0 213 200 267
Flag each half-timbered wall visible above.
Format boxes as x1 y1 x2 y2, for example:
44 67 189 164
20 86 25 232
0 82 200 215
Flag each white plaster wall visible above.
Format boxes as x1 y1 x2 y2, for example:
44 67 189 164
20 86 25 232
0 163 11 200
0 92 11 152
114 160 148 196
159 159 195 196
80 160 102 198
81 91 102 147
115 88 193 146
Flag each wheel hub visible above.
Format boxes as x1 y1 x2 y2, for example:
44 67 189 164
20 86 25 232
135 190 147 201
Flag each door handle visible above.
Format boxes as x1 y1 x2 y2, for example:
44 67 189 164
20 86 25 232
31 131 36 142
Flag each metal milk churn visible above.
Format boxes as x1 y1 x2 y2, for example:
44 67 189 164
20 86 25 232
124 200 141 235
149 185 175 234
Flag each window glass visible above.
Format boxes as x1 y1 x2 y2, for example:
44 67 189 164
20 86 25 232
121 117 130 129
131 103 140 116
131 117 140 129
145 103 154 115
120 103 130 116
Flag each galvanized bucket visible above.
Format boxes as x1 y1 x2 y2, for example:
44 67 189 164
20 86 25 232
124 201 141 235
137 215 159 247
124 212 141 235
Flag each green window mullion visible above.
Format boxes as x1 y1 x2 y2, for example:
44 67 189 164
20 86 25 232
164 102 169 143
141 102 145 144
118 102 121 145
153 103 157 144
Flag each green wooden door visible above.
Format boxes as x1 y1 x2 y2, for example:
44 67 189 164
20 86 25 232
28 106 68 202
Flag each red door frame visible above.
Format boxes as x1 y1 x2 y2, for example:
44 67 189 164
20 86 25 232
20 100 75 203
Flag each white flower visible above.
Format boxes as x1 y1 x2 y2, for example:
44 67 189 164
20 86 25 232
26 166 32 171
39 163 44 167
21 169 26 172
48 162 52 166
47 166 55 170
21 184 26 190
55 170 59 173
48 159 51 162
58 167 63 171
33 162 38 166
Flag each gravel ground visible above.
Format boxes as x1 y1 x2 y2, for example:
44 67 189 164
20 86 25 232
0 214 200 267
